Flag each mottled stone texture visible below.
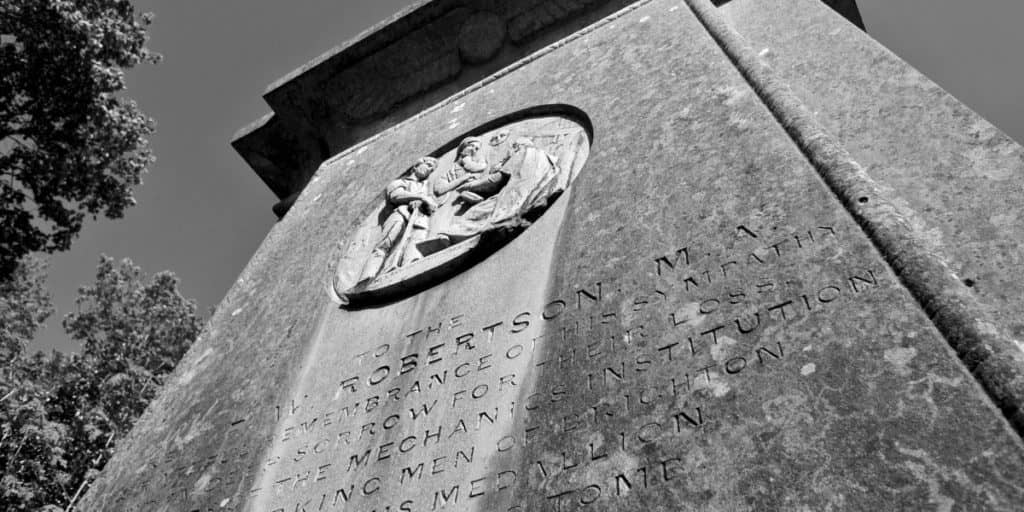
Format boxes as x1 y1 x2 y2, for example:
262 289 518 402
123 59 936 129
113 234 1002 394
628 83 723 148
722 0 1024 425
85 0 1024 511
722 0 1024 337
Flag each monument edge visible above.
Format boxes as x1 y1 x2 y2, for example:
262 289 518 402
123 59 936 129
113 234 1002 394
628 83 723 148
685 0 1024 437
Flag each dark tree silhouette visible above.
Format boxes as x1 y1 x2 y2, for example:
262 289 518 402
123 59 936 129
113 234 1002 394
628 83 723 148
1 257 201 510
0 257 53 364
0 0 159 279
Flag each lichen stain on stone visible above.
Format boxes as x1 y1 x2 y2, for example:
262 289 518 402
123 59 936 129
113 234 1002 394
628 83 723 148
707 371 731 398
893 444 960 512
602 450 642 492
967 118 1000 143
710 335 738 362
712 85 750 107
965 146 1015 180
672 302 705 330
173 402 221 447
192 472 213 496
989 212 1018 229
1010 336 1024 354
883 346 917 376
905 372 965 425
885 66 935 92
887 193 947 255
760 394 818 458
974 319 1001 338
536 444 640 495
727 112 753 133
178 346 215 385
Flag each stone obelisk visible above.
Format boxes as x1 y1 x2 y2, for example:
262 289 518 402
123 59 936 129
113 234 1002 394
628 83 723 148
81 1 1024 510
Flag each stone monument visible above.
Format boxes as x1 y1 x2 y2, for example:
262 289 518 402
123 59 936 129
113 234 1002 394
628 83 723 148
81 0 1024 510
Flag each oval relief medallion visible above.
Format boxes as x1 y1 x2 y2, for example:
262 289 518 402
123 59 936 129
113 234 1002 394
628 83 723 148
332 107 592 307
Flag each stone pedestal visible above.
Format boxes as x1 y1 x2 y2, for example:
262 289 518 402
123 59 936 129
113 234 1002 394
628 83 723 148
82 0 1024 510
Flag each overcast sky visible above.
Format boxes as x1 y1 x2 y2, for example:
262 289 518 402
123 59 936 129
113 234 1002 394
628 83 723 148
30 0 1024 353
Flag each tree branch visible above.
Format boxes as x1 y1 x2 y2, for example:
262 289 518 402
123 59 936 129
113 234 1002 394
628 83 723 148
0 386 18 402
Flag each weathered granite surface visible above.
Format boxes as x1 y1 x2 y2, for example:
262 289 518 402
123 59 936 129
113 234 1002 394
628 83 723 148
722 0 1024 342
721 0 1024 429
82 0 1024 510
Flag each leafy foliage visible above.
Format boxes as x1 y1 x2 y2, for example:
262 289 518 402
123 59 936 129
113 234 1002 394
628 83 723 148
0 351 73 511
0 0 159 279
63 257 201 435
0 257 53 364
1 257 201 510
0 2 178 507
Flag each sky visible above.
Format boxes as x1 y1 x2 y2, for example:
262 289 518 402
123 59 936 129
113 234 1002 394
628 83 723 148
30 0 1024 353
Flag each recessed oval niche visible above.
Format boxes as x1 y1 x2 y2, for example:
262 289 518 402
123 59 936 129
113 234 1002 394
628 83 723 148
332 106 592 307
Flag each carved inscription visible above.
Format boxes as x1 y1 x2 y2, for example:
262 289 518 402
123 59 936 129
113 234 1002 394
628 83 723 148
150 221 891 511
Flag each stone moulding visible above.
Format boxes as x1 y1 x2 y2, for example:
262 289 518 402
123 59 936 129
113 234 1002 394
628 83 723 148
330 104 593 307
231 0 864 217
231 0 635 217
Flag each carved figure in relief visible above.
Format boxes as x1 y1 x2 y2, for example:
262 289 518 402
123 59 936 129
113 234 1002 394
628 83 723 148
334 113 591 307
425 136 507 250
452 135 509 205
357 156 439 282
439 137 561 241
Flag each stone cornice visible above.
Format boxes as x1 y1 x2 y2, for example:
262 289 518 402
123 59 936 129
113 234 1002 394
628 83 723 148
232 0 863 216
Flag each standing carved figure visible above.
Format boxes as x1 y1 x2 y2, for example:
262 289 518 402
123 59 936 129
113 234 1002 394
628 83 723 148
357 156 439 283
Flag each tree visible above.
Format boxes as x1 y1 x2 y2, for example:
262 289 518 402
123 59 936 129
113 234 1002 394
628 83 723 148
0 351 74 511
0 0 159 279
0 256 201 511
0 257 53 365
63 256 201 439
